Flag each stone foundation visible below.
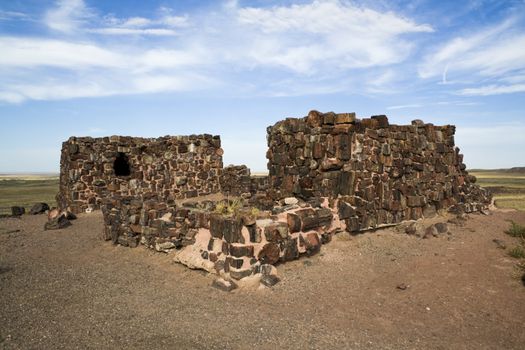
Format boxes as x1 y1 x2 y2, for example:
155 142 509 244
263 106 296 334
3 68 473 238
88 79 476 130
101 195 342 280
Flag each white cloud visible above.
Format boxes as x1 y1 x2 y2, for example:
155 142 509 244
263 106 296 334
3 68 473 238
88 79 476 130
0 10 29 21
0 91 25 104
0 35 211 102
238 2 432 34
8 81 115 101
161 15 188 28
136 48 208 71
0 0 434 103
44 0 93 33
44 0 188 36
0 36 204 71
419 17 525 96
418 19 515 79
0 37 124 68
121 16 151 28
88 28 178 36
94 12 188 35
458 84 525 96
234 1 432 73
1 71 212 103
387 104 422 110
156 7 189 28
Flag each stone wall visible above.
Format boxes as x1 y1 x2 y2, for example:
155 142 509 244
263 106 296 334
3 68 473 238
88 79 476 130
219 165 252 197
266 111 491 232
58 135 223 213
101 195 341 281
88 109 492 284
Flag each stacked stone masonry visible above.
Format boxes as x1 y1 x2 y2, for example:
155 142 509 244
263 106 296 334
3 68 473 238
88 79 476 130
220 165 252 197
59 110 492 282
58 135 224 213
266 111 491 232
101 195 340 281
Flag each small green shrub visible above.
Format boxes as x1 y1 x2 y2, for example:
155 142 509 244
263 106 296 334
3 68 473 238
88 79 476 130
250 207 260 218
227 198 243 216
214 198 244 217
214 201 227 215
505 221 525 238
508 246 525 259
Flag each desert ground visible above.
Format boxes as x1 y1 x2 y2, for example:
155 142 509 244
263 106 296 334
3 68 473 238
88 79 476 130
1 171 525 349
1 206 525 349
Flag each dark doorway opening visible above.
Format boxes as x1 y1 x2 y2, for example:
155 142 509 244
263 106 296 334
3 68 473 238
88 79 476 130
114 152 131 176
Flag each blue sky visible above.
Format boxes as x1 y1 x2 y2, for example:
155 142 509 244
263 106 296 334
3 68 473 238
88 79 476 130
0 0 524 173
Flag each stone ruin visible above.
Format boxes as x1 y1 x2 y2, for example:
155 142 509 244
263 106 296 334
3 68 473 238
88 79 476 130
58 110 491 288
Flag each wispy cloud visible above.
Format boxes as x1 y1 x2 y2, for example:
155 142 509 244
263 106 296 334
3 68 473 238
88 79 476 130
0 37 123 68
44 0 188 36
387 104 422 110
0 10 29 21
234 1 432 73
458 83 525 96
87 28 179 36
419 16 525 96
44 0 93 33
0 0 435 103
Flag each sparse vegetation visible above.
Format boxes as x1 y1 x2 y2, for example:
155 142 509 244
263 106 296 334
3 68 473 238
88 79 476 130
0 175 59 214
505 221 525 238
508 246 525 259
505 221 525 239
214 198 244 216
504 221 525 263
250 207 260 217
470 170 525 211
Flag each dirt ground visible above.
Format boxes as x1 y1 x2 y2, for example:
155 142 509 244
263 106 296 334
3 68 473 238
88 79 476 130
1 209 524 350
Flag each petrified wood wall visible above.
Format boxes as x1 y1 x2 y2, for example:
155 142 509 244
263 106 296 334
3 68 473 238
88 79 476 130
58 135 223 213
267 111 491 231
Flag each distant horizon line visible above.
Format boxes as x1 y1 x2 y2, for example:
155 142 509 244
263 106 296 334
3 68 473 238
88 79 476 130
1 166 524 177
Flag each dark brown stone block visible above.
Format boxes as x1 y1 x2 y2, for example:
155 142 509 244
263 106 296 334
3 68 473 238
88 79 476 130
300 232 321 256
287 213 302 233
230 245 254 258
335 113 356 124
322 112 336 125
306 110 323 128
209 214 223 239
338 200 356 219
371 115 389 128
296 208 333 231
247 224 261 243
229 258 244 269
258 243 280 265
264 222 289 242
280 238 299 262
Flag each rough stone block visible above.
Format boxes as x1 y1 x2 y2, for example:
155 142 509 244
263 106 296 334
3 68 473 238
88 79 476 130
300 232 321 256
287 213 302 233
264 222 289 242
258 243 280 265
335 113 356 124
280 238 299 262
230 245 254 258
